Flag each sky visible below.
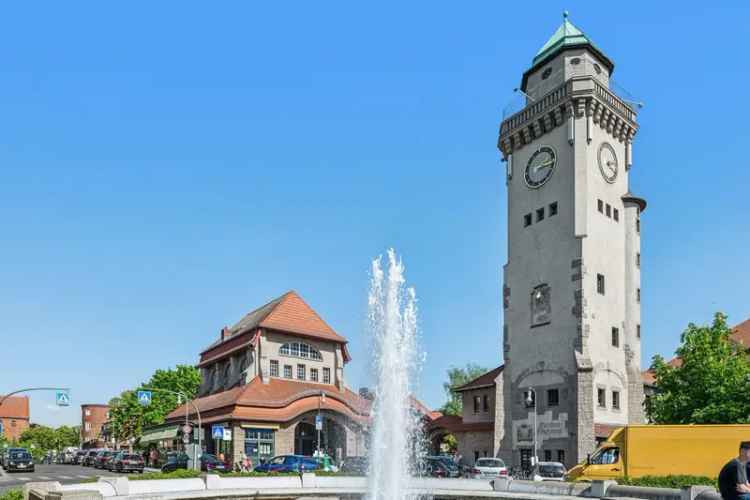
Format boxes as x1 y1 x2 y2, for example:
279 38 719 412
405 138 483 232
1 1 749 428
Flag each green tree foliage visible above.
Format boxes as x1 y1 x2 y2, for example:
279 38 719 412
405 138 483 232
55 425 80 448
646 313 750 424
440 363 487 416
108 365 201 442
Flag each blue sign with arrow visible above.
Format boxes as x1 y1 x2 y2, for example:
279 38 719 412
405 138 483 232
55 390 70 407
212 425 224 439
137 390 152 406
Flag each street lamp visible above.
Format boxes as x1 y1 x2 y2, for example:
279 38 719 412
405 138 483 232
525 387 538 469
317 391 326 456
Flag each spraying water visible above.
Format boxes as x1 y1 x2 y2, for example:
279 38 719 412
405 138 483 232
367 249 423 500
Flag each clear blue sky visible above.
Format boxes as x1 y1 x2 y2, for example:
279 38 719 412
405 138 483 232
1 2 749 427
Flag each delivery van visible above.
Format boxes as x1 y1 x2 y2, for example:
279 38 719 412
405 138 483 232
567 424 750 481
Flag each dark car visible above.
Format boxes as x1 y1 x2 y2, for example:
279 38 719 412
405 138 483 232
73 451 88 465
5 450 35 473
422 457 460 478
161 453 189 473
160 453 228 473
110 452 144 473
340 456 368 475
83 450 100 466
94 450 116 469
254 455 320 473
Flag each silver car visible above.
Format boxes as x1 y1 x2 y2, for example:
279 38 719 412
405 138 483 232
469 457 508 479
532 461 566 481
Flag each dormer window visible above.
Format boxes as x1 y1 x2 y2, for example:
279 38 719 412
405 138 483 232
279 342 323 361
570 57 581 66
541 67 552 80
593 63 602 74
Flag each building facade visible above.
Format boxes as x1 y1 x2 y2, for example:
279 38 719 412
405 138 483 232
497 15 645 468
81 404 110 448
0 396 30 442
166 291 369 466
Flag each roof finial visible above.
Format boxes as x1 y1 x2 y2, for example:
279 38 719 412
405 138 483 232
563 10 569 20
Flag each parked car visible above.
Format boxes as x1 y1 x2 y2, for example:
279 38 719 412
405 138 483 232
73 451 88 465
532 461 566 481
2 448 28 470
340 456 368 475
468 457 508 479
254 455 321 473
5 450 35 473
423 456 461 478
160 453 229 473
95 450 117 469
83 449 101 467
110 452 145 473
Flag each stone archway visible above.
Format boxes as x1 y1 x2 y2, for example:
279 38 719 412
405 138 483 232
294 422 317 456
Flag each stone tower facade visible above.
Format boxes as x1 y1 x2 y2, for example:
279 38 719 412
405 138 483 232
496 15 646 469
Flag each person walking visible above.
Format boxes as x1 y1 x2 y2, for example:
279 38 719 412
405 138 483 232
719 441 750 500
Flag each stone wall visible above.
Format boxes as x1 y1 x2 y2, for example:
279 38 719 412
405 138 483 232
456 431 494 466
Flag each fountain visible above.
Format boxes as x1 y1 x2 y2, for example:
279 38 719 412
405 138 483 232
366 249 424 500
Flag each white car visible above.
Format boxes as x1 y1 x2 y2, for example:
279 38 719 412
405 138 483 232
469 457 508 479
532 461 566 481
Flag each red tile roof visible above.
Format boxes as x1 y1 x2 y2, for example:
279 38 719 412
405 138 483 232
427 414 494 433
166 377 370 425
453 365 504 393
0 396 30 419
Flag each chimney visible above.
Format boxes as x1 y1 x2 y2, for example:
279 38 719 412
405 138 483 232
220 326 229 341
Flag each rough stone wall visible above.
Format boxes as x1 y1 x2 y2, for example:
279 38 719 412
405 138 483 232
575 366 596 461
276 421 296 456
230 425 245 466
456 431 494 466
493 370 505 457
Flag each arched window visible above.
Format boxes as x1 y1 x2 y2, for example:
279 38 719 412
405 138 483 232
279 342 322 361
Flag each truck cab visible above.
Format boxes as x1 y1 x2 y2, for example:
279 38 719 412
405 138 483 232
567 428 626 481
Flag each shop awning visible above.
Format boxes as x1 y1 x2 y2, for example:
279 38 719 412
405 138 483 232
139 425 179 443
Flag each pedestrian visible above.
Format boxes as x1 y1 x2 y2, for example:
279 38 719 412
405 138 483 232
243 454 252 473
719 441 750 500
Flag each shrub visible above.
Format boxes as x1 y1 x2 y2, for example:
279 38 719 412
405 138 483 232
128 469 201 481
0 490 22 500
618 475 717 489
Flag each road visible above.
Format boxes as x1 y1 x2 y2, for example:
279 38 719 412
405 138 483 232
0 463 120 493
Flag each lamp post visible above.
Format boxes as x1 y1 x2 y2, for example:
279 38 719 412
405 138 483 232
316 391 325 456
525 387 538 469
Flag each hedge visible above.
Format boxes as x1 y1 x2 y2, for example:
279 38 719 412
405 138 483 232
127 469 202 481
618 475 718 489
0 490 22 500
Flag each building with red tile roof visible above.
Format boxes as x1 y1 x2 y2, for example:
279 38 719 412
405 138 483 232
163 291 369 465
0 396 30 442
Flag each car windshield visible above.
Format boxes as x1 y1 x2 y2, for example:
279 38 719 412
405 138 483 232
476 458 505 468
124 455 140 460
539 464 565 474
269 456 285 465
11 452 31 460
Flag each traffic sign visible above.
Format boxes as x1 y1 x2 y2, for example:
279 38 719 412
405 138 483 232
315 415 322 431
55 390 70 407
222 429 232 441
137 390 152 406
212 425 224 439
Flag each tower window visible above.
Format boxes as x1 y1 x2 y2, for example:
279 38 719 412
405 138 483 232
524 213 532 227
597 274 605 295
597 388 606 408
597 199 603 213
637 253 641 267
637 219 641 233
611 327 619 347
637 324 641 338
270 360 279 377
637 288 641 303
605 204 611 217
549 202 558 216
612 390 620 410
613 208 619 221
547 389 559 407
536 207 545 222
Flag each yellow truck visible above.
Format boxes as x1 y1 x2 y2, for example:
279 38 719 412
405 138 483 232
567 424 750 481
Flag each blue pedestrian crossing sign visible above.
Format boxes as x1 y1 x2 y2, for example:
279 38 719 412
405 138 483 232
55 390 70 407
137 390 152 406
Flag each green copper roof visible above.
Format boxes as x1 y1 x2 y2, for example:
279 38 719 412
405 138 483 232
533 15 592 65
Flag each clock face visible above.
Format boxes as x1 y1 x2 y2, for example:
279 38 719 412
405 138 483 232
598 142 618 183
524 146 557 189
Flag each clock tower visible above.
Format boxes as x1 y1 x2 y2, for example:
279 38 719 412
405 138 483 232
496 14 646 468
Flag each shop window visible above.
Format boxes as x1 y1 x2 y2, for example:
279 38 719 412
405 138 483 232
244 428 275 465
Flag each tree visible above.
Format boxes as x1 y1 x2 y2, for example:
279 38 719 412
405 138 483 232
440 363 488 416
646 313 750 424
55 426 80 449
108 365 201 443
